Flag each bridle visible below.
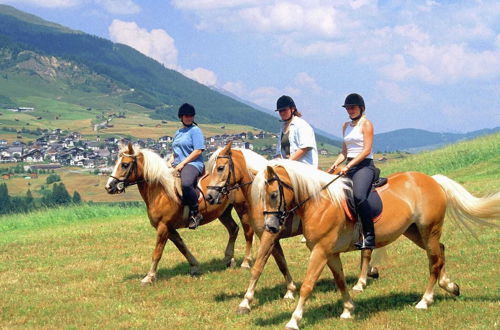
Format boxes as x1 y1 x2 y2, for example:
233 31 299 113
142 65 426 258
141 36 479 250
207 151 252 196
263 170 344 227
110 153 144 191
262 172 295 225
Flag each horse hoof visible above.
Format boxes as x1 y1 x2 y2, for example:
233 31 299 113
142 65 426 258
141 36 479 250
226 258 237 269
237 306 251 315
340 311 352 319
352 285 364 293
240 261 252 269
140 275 155 286
451 283 460 296
190 268 202 277
368 267 379 279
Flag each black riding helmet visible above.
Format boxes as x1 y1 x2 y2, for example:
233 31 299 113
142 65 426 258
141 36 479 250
275 95 296 111
178 103 196 118
342 93 365 109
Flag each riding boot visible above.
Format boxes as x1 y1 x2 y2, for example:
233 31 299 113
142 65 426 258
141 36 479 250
188 208 203 230
354 200 376 250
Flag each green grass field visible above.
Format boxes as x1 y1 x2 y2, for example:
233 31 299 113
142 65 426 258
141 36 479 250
0 134 499 329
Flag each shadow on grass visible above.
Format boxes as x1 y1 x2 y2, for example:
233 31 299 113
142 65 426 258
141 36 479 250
123 257 243 282
252 291 495 327
214 276 359 304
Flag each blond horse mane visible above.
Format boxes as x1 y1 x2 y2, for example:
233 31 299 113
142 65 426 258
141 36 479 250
252 159 350 208
118 144 178 201
207 147 268 175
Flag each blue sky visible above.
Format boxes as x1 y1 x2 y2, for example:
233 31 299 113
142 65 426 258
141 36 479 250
2 0 500 133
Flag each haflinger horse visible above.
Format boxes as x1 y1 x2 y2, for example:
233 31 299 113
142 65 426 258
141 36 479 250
104 143 254 285
205 142 385 314
255 159 500 329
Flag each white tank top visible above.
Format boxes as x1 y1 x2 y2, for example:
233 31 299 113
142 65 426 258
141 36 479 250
343 121 373 159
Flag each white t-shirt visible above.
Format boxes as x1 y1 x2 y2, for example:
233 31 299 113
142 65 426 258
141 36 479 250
276 116 318 167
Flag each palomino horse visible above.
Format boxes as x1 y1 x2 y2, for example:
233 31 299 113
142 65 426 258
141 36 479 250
105 143 254 285
255 160 500 329
205 142 384 314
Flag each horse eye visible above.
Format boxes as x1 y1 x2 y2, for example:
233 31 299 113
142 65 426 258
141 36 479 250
217 165 225 172
270 191 278 200
121 163 130 169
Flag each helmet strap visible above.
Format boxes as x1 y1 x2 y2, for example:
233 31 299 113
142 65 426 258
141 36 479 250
350 113 362 121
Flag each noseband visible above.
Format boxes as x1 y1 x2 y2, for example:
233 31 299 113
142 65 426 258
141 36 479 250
110 154 144 191
207 152 252 196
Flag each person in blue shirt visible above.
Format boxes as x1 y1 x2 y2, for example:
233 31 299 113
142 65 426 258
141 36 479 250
169 103 205 229
275 95 318 167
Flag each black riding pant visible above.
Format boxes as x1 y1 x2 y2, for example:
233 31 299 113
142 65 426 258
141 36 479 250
180 164 201 212
346 158 376 221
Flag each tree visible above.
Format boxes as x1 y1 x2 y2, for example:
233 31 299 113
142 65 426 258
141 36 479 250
0 183 11 214
53 183 71 205
26 189 34 205
72 191 82 204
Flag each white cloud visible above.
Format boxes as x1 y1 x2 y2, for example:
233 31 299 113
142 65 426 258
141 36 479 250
108 20 178 69
0 0 80 7
294 72 321 93
172 0 261 10
108 20 219 86
382 42 500 83
182 67 218 86
375 81 412 104
222 81 247 96
0 0 140 13
95 0 140 14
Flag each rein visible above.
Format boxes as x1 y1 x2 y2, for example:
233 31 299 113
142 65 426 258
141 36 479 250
207 152 252 196
263 171 344 226
110 154 144 191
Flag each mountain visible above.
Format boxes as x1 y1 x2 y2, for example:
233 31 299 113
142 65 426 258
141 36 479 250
0 4 341 148
373 127 500 153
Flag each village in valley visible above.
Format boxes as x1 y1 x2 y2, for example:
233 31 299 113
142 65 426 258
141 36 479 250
0 123 332 179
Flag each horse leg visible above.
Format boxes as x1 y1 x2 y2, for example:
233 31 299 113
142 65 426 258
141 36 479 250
353 249 372 292
237 230 279 314
284 247 328 330
327 253 355 319
218 205 239 268
273 240 297 300
168 228 201 276
234 203 254 269
141 222 169 285
415 224 445 309
437 243 460 296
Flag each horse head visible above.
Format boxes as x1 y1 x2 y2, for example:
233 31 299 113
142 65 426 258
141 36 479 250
261 165 295 234
206 141 239 205
105 142 144 194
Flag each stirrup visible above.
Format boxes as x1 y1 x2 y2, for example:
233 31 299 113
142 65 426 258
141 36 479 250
188 212 203 230
354 237 375 250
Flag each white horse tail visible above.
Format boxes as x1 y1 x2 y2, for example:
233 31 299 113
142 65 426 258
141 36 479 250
432 175 500 228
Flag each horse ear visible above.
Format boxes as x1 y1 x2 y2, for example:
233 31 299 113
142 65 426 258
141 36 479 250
266 165 276 178
222 140 232 154
127 142 134 155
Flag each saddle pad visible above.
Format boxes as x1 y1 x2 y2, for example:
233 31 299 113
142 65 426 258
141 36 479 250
343 187 383 223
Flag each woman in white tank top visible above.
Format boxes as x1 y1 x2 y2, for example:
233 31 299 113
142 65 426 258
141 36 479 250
328 93 376 250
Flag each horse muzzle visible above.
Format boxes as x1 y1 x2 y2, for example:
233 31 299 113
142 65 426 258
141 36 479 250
206 190 222 205
264 215 281 234
105 179 125 194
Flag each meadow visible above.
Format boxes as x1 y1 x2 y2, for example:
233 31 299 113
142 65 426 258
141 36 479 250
0 134 498 329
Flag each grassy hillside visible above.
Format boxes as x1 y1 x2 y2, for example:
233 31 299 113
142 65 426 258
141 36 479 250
378 133 500 194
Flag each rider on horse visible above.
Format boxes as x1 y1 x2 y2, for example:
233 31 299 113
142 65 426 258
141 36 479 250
169 103 205 229
328 93 377 250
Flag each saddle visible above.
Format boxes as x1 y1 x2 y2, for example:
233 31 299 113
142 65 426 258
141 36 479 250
342 167 387 223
